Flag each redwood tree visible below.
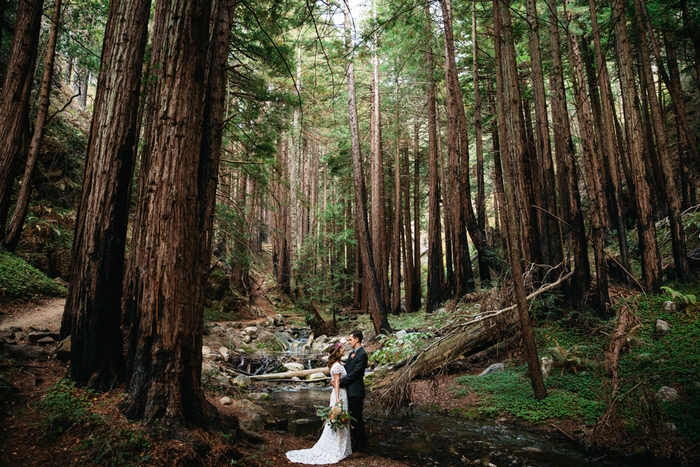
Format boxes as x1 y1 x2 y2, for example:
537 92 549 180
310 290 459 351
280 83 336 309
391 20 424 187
120 0 236 424
59 0 150 390
0 0 44 235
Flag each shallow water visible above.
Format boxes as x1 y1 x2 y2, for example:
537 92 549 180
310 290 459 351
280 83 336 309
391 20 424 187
263 386 666 467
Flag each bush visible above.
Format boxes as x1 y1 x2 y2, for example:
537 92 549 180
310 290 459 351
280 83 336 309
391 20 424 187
39 379 97 436
0 249 66 298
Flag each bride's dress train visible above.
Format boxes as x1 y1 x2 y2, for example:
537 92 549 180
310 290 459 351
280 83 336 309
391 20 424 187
286 363 352 464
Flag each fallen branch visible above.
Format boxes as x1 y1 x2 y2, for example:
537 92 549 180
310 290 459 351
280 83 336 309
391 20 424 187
249 367 329 380
372 269 574 411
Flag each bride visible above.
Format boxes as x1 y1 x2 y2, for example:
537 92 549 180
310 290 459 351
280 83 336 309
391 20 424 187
286 344 352 464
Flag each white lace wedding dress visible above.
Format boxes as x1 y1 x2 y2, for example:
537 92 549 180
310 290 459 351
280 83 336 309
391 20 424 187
286 362 352 464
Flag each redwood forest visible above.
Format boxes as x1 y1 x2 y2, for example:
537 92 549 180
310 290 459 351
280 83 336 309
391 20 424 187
1 0 699 465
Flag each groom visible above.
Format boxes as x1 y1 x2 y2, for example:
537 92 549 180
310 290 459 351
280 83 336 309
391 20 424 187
339 330 367 453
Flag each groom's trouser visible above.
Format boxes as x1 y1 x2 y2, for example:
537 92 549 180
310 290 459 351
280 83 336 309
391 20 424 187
348 396 366 452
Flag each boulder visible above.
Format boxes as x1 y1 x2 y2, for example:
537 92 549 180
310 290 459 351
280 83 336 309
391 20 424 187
4 344 44 359
233 374 251 388
479 363 505 376
55 336 71 361
218 347 230 362
655 319 670 335
663 301 676 312
202 346 212 359
655 386 679 402
229 399 276 431
540 356 553 378
395 330 408 339
306 372 327 381
283 362 305 372
219 396 232 406
244 326 258 339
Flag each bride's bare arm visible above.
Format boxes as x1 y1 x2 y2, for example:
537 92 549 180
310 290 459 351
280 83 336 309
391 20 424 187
332 373 340 400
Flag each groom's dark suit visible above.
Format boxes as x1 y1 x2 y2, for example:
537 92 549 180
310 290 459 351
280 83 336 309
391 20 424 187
339 346 367 452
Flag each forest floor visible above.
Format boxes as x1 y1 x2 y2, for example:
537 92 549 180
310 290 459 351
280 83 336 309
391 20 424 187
2 292 695 467
0 294 424 467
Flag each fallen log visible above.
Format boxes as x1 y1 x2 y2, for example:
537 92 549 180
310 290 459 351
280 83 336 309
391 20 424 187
372 269 574 412
249 367 330 380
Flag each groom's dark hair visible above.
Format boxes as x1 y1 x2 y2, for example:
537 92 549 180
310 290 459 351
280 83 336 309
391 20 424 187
350 330 363 343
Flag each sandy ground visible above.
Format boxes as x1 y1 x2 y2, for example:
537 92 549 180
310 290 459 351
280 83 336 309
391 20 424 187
0 298 65 331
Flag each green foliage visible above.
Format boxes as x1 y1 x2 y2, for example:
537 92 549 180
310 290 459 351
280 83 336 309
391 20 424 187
369 332 431 366
80 428 151 467
456 368 605 424
291 202 355 309
660 286 697 305
530 292 563 321
39 379 97 436
0 249 66 298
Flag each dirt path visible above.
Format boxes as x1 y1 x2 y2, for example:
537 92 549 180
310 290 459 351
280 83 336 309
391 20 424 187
0 297 65 331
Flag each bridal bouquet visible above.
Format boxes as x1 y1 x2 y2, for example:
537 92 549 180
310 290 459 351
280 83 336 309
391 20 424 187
315 403 354 431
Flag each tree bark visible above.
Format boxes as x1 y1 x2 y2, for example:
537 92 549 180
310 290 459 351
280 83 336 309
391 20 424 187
0 0 44 237
343 3 391 334
495 0 546 400
525 0 562 270
566 17 611 315
663 32 696 209
425 3 444 313
612 0 661 293
412 120 421 310
391 76 402 316
121 0 234 425
370 0 390 312
472 0 490 285
547 0 589 309
402 126 415 313
59 0 150 391
588 0 631 283
4 0 62 252
273 138 292 295
679 0 700 87
634 0 691 282
440 0 473 298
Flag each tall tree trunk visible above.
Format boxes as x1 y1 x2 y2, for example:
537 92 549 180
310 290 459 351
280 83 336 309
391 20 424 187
440 0 472 298
472 0 490 285
589 0 631 282
425 3 444 313
494 0 546 400
4 0 62 251
487 78 506 253
497 0 535 268
391 75 402 315
121 0 234 425
664 32 696 208
343 3 391 334
634 0 691 282
403 135 415 313
0 0 44 237
370 0 390 311
59 0 150 391
639 0 700 174
679 0 700 86
412 120 421 310
566 17 610 315
547 0 589 307
612 0 661 293
273 138 291 295
525 0 562 271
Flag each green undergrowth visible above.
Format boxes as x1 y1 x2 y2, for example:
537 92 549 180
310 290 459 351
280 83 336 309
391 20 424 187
455 287 700 445
456 368 605 424
0 248 66 299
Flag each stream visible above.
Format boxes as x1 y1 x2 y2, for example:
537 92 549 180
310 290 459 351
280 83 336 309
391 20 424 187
225 333 666 466
259 385 666 467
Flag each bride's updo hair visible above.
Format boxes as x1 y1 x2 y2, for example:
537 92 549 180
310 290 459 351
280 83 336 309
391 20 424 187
327 344 343 369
